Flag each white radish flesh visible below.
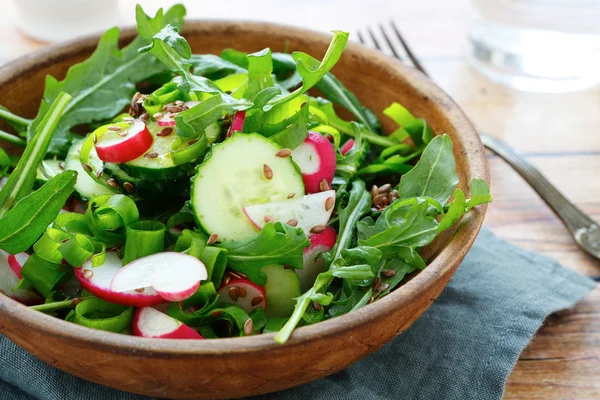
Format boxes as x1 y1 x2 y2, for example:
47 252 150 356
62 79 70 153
95 120 153 163
217 278 266 312
132 307 203 339
297 226 337 292
291 132 336 193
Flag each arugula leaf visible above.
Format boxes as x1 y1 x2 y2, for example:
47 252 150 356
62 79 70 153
467 178 493 211
0 171 76 253
0 107 31 132
174 94 251 137
217 222 310 285
0 148 10 177
398 134 458 204
437 178 492 232
190 54 247 80
333 123 368 186
325 179 372 264
244 48 275 100
0 93 71 216
136 5 220 94
384 102 433 146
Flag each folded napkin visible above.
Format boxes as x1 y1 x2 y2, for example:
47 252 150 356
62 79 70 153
0 228 596 400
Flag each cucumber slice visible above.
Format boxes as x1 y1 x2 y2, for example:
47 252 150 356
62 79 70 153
65 139 115 200
192 133 305 241
35 160 63 188
261 265 301 318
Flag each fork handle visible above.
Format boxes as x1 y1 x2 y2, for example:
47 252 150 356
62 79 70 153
480 134 595 234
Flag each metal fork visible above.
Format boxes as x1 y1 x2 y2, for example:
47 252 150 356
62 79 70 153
357 22 600 261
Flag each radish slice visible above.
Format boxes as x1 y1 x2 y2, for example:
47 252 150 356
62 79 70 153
297 227 337 292
110 252 207 302
7 253 28 279
243 190 336 237
95 120 153 163
291 132 336 193
218 278 266 312
75 252 164 307
340 139 354 156
0 251 42 305
156 113 176 126
227 110 246 137
132 307 203 339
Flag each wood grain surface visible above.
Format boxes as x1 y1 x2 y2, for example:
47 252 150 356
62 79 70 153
1 0 598 398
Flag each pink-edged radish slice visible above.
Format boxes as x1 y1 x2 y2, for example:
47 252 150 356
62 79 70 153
75 252 164 307
110 252 207 302
340 139 354 156
227 110 246 137
217 278 266 312
132 307 203 339
243 190 336 237
297 226 337 292
95 120 153 163
291 132 336 193
7 253 28 279
0 251 42 305
156 113 176 126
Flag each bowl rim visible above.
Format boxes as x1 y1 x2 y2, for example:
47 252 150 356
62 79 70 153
0 20 489 356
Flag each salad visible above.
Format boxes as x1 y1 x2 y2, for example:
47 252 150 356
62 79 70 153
0 4 491 344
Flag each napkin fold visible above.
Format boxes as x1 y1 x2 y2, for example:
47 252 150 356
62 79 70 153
0 228 596 400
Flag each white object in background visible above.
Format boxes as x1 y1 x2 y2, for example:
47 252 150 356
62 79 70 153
12 0 120 43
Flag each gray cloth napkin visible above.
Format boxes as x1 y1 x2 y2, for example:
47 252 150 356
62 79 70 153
0 228 596 400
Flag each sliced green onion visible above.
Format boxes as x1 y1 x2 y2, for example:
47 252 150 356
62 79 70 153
33 228 71 264
20 254 73 298
201 246 227 288
143 81 198 117
66 297 133 333
91 242 106 268
214 73 248 93
380 143 413 159
269 118 308 150
122 220 165 265
59 233 95 267
310 124 340 149
262 95 308 136
170 134 208 165
86 195 139 246
53 212 92 236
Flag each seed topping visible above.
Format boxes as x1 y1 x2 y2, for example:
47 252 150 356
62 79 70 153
319 179 330 192
263 164 273 179
325 197 335 211
144 152 158 159
123 182 135 194
372 277 381 292
157 127 173 137
153 112 163 120
83 270 94 280
286 219 298 227
134 288 145 293
264 215 274 223
381 269 396 278
58 161 65 170
107 178 119 188
238 287 247 297
107 125 121 132
82 163 92 173
276 148 292 158
243 318 254 336
310 225 325 234
287 193 296 199
207 233 219 245
228 286 240 301
251 296 264 307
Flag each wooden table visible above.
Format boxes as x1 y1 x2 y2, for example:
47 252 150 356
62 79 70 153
1 0 598 398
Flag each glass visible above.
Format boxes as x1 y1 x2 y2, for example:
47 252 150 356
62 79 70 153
469 0 600 92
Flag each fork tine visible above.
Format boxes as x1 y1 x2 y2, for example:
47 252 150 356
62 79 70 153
366 27 382 50
357 30 366 45
378 23 403 61
389 21 429 77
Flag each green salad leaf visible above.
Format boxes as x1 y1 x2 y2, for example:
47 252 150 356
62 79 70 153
190 54 247 80
384 102 433 147
244 48 275 100
217 222 310 285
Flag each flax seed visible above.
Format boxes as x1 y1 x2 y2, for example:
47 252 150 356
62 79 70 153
381 270 396 278
244 318 254 336
378 283 390 293
72 298 82 306
82 163 92 172
286 219 298 227
140 112 149 121
58 161 65 170
228 286 240 301
207 233 219 245
153 112 163 120
222 273 231 286
144 152 158 159
107 125 121 132
166 105 182 114
251 296 264 307
83 270 93 279
107 178 119 188
275 148 292 158
263 164 273 179
313 301 322 311
157 127 173 137
175 100 185 106
378 184 392 194
123 182 135 194
95 170 103 178
325 197 335 211
310 225 325 234
264 215 274 223
238 287 247 297
123 117 135 123
319 179 330 192
118 130 128 137
371 185 379 198
210 310 223 317
372 277 381 292
287 193 296 199
135 288 145 293
93 134 98 144
373 193 386 205
368 296 375 304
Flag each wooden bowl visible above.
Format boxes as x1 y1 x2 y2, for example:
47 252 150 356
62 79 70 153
0 22 489 399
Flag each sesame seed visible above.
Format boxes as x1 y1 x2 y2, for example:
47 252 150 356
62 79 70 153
325 197 335 211
107 178 119 188
243 318 254 336
210 310 223 317
83 270 93 280
319 179 330 192
58 161 65 170
251 296 264 307
135 288 145 293
372 277 381 291
378 184 392 194
144 152 158 159
264 215 274 223
238 287 247 297
107 125 121 132
310 225 325 234
286 219 298 227
263 164 273 179
287 193 296 199
207 233 219 245
157 127 173 137
123 182 135 193
381 269 396 278
82 163 92 172
228 286 240 302
275 148 292 158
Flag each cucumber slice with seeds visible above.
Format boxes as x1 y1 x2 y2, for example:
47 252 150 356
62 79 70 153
65 138 115 200
261 265 301 318
191 133 304 241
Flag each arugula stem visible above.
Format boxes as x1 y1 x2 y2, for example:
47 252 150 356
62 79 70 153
0 108 31 127
29 296 94 312
331 121 397 148
0 130 26 147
